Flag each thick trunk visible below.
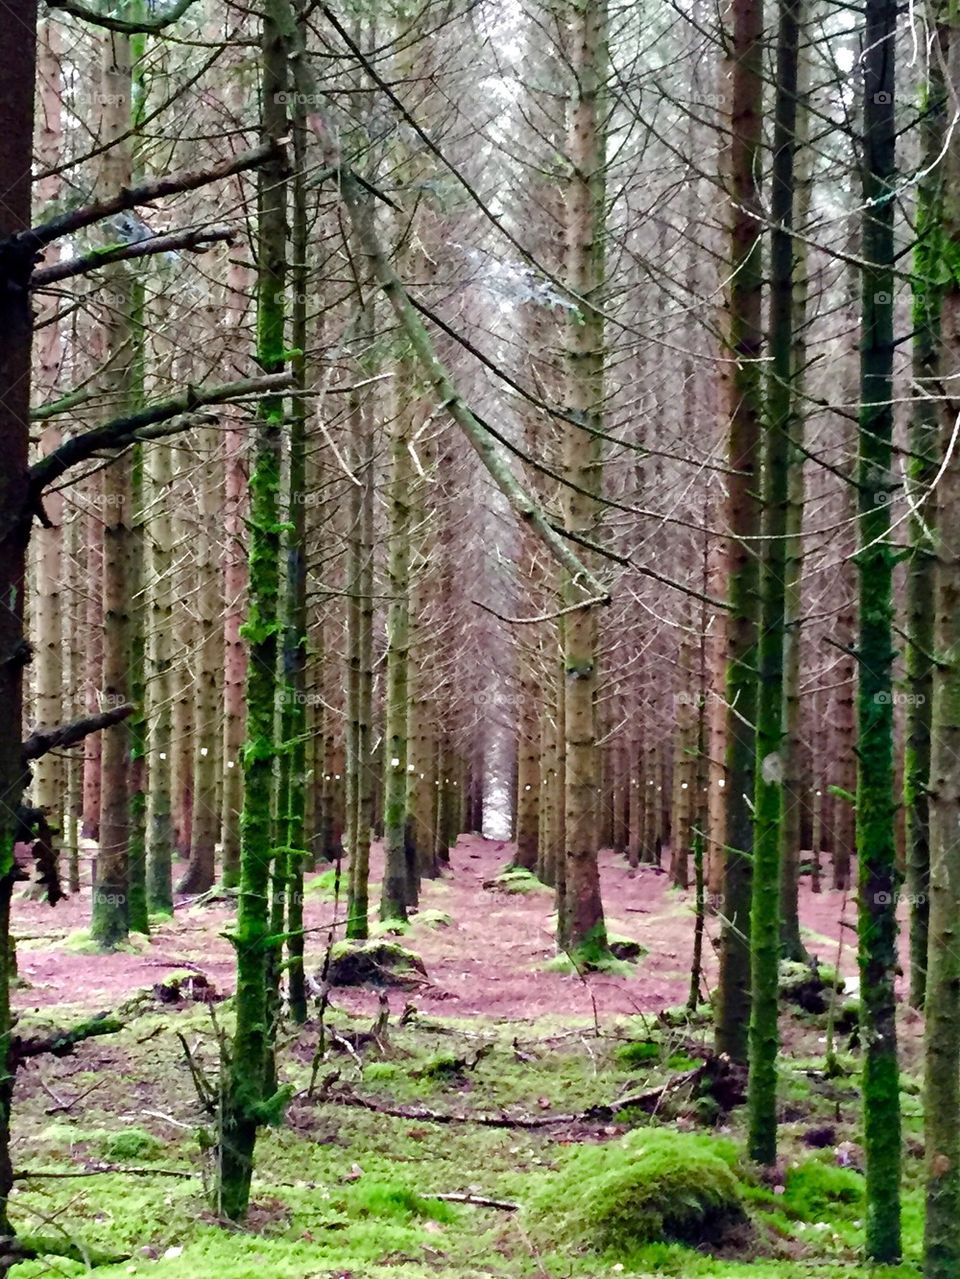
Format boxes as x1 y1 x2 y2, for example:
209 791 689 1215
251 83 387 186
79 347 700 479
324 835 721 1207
747 0 802 1163
560 0 608 958
905 23 946 1010
218 0 291 1221
0 0 38 1235
715 0 764 1064
856 0 901 1256
921 14 959 1277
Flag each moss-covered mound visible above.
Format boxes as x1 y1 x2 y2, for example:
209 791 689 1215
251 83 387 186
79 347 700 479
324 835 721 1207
527 1128 746 1255
779 960 843 1013
482 866 550 895
326 940 427 989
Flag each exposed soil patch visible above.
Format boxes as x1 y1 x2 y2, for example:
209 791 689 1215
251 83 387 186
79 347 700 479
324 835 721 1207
10 834 865 1022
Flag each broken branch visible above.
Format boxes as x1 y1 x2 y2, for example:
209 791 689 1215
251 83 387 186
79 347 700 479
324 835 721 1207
31 225 235 288
29 372 293 496
22 704 134 762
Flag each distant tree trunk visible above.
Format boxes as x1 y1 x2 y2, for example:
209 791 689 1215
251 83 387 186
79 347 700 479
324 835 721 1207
179 428 220 894
560 0 608 959
380 371 413 922
856 0 901 1255
32 18 64 849
92 29 134 949
82 507 103 842
221 413 247 891
346 282 375 938
145 433 174 914
715 0 764 1065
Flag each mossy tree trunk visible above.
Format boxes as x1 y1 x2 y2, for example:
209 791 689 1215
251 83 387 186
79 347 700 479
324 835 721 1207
778 18 813 963
283 72 309 1014
217 0 292 1221
747 0 802 1164
856 0 901 1256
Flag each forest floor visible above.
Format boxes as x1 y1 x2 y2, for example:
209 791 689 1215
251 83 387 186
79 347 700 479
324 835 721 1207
7 835 925 1278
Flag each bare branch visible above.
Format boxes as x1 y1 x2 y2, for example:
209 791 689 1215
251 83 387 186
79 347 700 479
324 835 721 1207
28 372 294 497
46 0 199 34
22 704 134 763
31 225 235 288
19 141 281 253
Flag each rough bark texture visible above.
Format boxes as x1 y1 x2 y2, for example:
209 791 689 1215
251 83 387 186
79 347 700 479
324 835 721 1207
923 12 960 1275
0 0 39 1234
856 0 902 1256
715 0 764 1065
218 0 292 1221
559 0 608 959
905 20 947 1011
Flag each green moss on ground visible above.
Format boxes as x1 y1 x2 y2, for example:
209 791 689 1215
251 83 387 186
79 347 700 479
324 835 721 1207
528 1128 746 1254
483 865 550 895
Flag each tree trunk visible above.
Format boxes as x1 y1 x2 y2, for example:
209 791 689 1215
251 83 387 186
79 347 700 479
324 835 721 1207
0 0 39 1234
747 0 802 1163
92 30 134 948
905 19 947 1011
560 0 608 959
923 32 960 1262
856 0 901 1254
218 0 291 1221
715 0 764 1065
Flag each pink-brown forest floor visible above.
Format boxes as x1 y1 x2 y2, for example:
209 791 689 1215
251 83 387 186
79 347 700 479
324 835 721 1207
10 834 873 1022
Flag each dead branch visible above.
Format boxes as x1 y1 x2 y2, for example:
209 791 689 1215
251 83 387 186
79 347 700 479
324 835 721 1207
11 1013 123 1067
14 1164 193 1180
31 225 235 287
316 1054 744 1129
19 141 281 252
432 1192 519 1210
176 1031 218 1116
47 0 198 33
29 372 294 496
22 704 133 762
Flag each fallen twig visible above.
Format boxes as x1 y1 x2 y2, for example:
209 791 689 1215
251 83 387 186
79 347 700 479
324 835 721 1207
15 1164 194 1180
432 1192 518 1210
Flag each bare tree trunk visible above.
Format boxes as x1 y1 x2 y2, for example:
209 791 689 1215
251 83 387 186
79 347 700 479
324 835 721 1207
92 28 134 948
559 0 608 959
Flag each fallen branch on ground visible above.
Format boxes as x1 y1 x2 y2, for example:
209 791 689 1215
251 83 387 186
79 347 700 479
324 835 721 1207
432 1192 518 1210
14 1164 193 1180
12 1013 123 1068
315 1053 744 1128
